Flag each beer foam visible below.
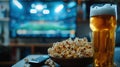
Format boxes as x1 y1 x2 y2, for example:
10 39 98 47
90 4 117 17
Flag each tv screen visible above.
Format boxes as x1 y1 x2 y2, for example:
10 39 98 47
10 0 77 38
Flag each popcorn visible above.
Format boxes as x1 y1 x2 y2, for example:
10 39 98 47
48 37 94 59
45 59 56 67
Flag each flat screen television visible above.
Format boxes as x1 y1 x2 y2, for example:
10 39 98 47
10 0 77 38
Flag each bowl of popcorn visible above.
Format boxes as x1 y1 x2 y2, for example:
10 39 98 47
47 37 94 67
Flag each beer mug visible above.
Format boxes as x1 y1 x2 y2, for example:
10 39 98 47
90 4 117 67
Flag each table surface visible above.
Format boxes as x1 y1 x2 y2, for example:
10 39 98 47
12 47 120 67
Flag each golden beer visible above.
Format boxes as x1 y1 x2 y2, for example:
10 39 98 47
90 4 117 67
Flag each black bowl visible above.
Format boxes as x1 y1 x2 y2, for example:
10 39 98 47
50 57 93 67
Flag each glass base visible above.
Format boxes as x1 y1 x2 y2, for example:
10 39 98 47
90 62 117 67
89 63 117 67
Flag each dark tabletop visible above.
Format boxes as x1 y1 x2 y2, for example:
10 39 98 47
12 47 120 67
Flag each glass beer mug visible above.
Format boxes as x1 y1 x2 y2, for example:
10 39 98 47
90 4 117 67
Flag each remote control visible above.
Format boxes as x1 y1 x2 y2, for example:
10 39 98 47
28 55 49 67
